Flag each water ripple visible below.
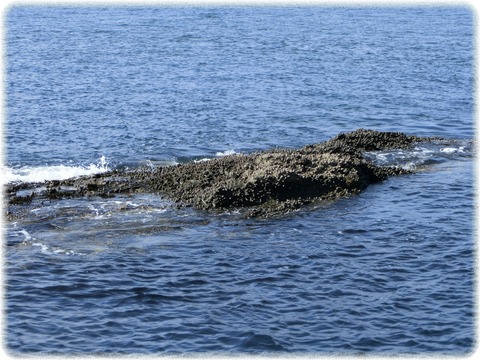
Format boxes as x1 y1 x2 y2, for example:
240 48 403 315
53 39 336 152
5 6 474 356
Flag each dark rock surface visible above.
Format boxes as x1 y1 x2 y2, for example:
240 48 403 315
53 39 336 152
5 129 441 218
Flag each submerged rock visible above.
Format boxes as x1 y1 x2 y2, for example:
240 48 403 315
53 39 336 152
5 129 441 218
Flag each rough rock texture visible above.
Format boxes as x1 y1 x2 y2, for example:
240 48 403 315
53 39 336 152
5 129 440 218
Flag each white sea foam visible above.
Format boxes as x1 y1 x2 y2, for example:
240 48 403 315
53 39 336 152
193 158 211 163
193 150 237 163
401 162 417 171
216 149 236 157
32 242 50 254
19 229 32 242
362 142 472 174
440 146 465 153
32 241 84 256
2 156 109 184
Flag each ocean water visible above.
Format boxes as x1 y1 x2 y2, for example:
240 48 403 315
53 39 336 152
2 5 475 355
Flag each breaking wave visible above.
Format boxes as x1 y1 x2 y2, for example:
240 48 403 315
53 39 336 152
3 156 110 184
363 141 472 171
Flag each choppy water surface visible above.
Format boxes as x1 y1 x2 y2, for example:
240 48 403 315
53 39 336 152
3 6 475 355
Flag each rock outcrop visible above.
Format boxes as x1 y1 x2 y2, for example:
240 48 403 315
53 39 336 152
5 129 440 218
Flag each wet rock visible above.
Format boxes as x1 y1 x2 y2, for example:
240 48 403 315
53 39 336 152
4 129 441 218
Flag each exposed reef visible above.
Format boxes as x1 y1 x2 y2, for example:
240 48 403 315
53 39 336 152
5 129 441 218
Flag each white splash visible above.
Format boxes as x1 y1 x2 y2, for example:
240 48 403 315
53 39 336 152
3 156 110 184
216 149 237 157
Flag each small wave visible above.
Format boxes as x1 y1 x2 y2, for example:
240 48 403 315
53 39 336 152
11 228 85 256
364 142 472 170
142 159 180 168
19 229 32 241
440 146 465 154
3 156 110 184
32 242 85 256
192 150 237 163
237 332 288 352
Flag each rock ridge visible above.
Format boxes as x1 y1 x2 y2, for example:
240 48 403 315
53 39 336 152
5 129 441 218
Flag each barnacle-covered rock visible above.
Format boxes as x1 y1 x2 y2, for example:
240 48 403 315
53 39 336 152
5 129 440 218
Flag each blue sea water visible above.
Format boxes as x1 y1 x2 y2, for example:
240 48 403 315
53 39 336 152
2 5 475 355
